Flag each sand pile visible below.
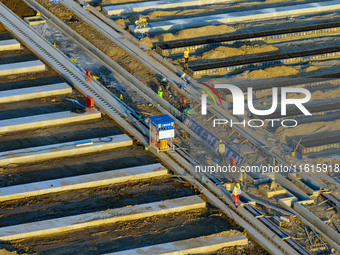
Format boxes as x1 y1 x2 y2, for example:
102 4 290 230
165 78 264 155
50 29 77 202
0 248 25 255
141 25 236 48
243 66 299 79
288 87 340 100
304 66 319 72
201 44 278 59
202 230 242 237
240 65 319 79
276 119 340 143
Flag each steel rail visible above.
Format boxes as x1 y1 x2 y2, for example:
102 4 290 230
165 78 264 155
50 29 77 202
0 2 310 254
155 21 340 55
0 3 305 254
48 0 313 177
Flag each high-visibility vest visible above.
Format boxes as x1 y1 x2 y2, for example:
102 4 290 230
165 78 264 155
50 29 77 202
182 98 187 107
158 91 163 98
218 143 225 154
232 186 241 196
183 50 189 58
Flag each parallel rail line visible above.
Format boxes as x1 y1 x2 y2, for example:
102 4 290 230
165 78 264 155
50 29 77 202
297 134 340 153
9 1 340 254
70 0 337 188
155 21 340 56
188 46 340 77
218 73 340 98
244 204 312 255
1 2 311 254
259 102 340 119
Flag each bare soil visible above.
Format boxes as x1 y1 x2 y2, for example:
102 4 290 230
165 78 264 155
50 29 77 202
0 176 195 227
0 145 156 187
0 0 35 32
276 119 340 143
187 44 279 64
9 208 240 254
141 24 236 47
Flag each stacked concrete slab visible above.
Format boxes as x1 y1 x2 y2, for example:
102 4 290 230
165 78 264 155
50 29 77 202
0 39 21 51
0 134 133 166
107 234 248 254
0 164 167 201
0 111 102 134
129 1 340 34
0 83 72 103
103 0 233 16
0 196 205 241
0 60 45 76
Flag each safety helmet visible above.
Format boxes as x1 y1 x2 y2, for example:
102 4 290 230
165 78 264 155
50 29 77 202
236 183 240 188
186 48 189 51
220 140 223 143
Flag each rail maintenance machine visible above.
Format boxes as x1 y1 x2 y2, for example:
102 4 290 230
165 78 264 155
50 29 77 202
147 115 175 153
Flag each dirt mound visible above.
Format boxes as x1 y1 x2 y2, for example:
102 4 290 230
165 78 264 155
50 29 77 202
289 87 340 100
0 248 24 255
244 66 299 79
141 25 236 47
304 66 319 72
140 37 153 48
176 24 236 39
202 44 278 59
276 119 340 143
202 46 244 59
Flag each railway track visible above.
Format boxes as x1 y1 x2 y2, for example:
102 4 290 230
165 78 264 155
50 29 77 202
187 46 340 77
0 3 295 255
155 21 340 56
2 1 322 255
39 0 295 168
128 0 340 34
2 0 340 254
293 133 340 154
209 73 340 99
60 0 339 197
259 101 340 119
0 14 250 255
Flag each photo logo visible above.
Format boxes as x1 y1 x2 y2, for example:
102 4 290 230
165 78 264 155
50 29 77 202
201 84 312 128
201 84 311 116
200 83 223 109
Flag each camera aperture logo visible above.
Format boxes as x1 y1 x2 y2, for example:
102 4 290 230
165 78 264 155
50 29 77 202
201 84 312 128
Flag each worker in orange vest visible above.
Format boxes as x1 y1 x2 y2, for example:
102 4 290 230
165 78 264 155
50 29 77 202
86 70 91 82
182 97 187 109
232 183 241 207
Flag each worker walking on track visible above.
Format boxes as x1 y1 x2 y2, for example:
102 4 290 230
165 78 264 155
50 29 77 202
216 140 225 162
182 97 187 109
232 183 241 207
183 48 190 67
157 87 163 98
86 70 91 82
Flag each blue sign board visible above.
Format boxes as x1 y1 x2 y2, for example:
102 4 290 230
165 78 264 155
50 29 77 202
148 115 175 129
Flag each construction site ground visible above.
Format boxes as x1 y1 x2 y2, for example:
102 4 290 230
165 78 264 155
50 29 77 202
1 0 340 254
0 1 272 254
0 45 254 254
